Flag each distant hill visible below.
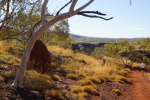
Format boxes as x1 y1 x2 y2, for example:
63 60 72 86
70 34 145 43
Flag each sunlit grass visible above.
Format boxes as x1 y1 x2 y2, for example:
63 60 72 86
23 70 53 91
145 73 150 79
45 89 64 99
0 54 20 65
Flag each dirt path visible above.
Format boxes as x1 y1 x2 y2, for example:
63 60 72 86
127 71 150 100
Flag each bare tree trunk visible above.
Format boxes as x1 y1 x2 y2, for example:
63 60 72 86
12 0 95 88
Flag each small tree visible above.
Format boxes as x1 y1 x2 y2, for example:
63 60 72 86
12 0 113 88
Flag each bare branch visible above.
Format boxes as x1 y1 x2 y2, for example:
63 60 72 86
56 0 73 16
78 11 106 16
77 11 113 20
69 0 77 13
75 0 94 13
32 14 53 37
77 13 113 20
29 0 41 35
1 38 22 43
0 12 5 17
41 0 48 25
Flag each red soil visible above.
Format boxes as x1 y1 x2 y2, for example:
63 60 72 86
126 71 150 100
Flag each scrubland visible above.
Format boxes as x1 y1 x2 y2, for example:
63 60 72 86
0 41 146 100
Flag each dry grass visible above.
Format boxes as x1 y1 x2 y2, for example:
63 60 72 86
70 85 83 94
23 70 53 91
66 73 79 80
48 46 118 79
0 54 20 65
78 79 97 89
45 89 64 99
119 68 131 76
111 89 122 96
82 85 99 96
145 73 150 79
0 75 4 83
114 75 131 84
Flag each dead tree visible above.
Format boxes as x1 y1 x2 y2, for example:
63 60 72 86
12 0 113 88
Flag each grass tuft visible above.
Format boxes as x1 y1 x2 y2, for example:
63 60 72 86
82 85 99 96
111 89 122 96
3 72 16 81
24 70 52 91
45 89 64 99
70 85 83 94
114 76 131 84
0 75 4 83
78 79 97 89
66 73 78 80
119 68 131 76
52 74 60 81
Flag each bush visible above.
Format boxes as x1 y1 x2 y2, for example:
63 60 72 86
66 73 78 80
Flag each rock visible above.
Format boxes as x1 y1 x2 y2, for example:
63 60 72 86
27 40 51 73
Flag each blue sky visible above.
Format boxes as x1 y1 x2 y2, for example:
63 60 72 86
48 0 150 38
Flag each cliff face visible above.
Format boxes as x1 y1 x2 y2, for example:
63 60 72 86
72 43 108 55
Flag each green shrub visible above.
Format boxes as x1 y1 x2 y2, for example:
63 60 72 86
66 73 78 80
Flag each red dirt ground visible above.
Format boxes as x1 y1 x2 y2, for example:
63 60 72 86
126 71 150 100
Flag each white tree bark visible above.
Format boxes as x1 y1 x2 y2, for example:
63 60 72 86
12 0 94 87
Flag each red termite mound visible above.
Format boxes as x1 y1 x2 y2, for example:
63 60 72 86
27 40 51 73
